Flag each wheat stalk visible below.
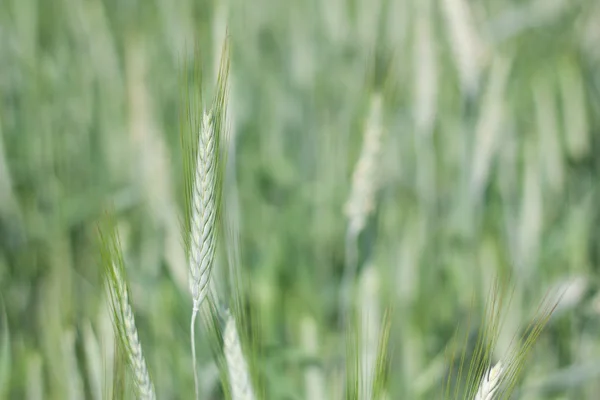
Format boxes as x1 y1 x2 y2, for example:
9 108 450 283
558 56 589 160
187 109 220 399
300 316 326 400
26 352 43 400
358 264 381 400
440 0 486 94
223 310 255 400
182 38 230 399
126 36 189 293
413 0 438 136
344 93 384 238
62 329 84 400
469 55 512 203
82 322 103 400
443 277 557 400
189 108 223 400
340 93 384 326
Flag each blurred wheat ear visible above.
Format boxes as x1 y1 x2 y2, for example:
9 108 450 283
340 92 385 326
223 309 256 400
443 278 557 400
180 34 231 399
98 216 156 400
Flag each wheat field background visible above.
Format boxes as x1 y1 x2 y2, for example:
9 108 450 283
1 0 600 399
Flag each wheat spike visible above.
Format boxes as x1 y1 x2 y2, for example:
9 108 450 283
188 110 220 399
224 311 255 400
107 263 156 400
183 37 230 399
99 219 156 400
474 362 503 400
189 110 219 312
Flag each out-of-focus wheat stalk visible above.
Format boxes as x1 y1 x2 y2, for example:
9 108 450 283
213 0 229 85
413 0 438 205
356 0 382 52
62 329 84 400
26 353 44 400
82 322 103 400
558 57 589 160
0 128 16 215
516 137 542 279
98 302 116 397
300 316 326 400
344 93 384 238
0 299 9 399
533 73 564 193
125 36 188 293
358 264 381 400
341 93 384 324
0 124 22 237
546 276 588 319
224 310 255 400
470 55 512 203
440 0 486 94
413 0 437 137
486 0 571 44
345 267 391 400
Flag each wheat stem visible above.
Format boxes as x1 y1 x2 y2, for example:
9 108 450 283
358 265 381 400
191 308 199 399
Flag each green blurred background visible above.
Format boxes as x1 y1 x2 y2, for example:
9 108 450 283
1 0 600 398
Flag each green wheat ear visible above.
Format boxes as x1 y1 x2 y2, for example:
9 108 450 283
443 277 557 400
98 215 156 400
180 34 231 399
